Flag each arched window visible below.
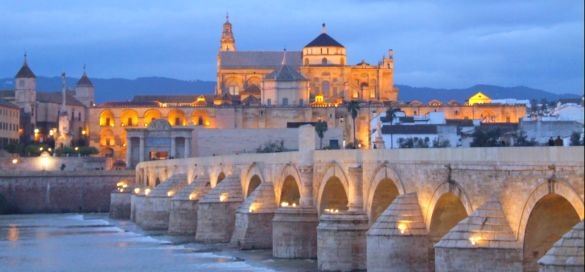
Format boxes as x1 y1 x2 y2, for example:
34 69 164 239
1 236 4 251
321 58 328 65
322 81 330 96
304 58 309 65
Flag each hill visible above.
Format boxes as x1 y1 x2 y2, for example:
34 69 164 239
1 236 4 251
0 77 579 104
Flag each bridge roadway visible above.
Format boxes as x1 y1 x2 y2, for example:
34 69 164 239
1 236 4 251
128 127 584 272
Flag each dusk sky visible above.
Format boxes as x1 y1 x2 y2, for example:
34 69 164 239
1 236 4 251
1 0 583 95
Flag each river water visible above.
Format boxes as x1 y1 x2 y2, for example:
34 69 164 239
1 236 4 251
0 213 317 272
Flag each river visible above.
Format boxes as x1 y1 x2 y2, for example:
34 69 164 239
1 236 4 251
0 213 317 271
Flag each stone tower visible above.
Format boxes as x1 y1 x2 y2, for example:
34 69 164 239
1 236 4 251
75 66 95 107
219 14 236 52
56 72 72 148
14 53 37 116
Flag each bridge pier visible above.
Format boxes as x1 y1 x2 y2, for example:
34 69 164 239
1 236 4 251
317 211 369 272
195 176 243 243
110 191 132 219
136 174 188 230
538 220 584 272
434 197 522 272
367 193 432 272
272 207 318 258
130 193 146 224
231 182 277 249
168 176 211 235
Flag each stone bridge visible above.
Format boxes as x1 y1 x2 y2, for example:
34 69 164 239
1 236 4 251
128 126 584 272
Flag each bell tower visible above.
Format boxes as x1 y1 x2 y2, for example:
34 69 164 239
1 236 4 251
219 14 236 52
14 53 37 115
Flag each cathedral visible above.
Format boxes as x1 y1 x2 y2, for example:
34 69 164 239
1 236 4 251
3 16 526 165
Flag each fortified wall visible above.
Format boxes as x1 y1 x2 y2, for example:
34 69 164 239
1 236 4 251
0 170 134 213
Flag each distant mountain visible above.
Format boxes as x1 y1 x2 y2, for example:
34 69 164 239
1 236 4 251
0 77 579 104
0 76 216 104
396 84 581 103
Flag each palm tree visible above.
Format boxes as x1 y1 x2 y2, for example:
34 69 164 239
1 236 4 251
386 103 401 149
346 100 360 148
315 120 328 149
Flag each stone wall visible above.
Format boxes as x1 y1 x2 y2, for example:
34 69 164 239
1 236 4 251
192 127 341 157
0 170 134 213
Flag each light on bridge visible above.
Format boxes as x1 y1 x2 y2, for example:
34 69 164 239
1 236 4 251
188 192 197 200
167 190 175 197
219 192 228 202
134 188 141 194
144 188 151 196
280 201 289 207
469 235 482 246
397 222 408 234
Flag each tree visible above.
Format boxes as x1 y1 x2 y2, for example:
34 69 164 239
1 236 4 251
470 127 502 147
346 100 360 148
570 131 583 146
315 120 328 149
385 103 401 148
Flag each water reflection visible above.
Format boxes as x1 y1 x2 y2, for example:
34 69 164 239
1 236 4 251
7 224 19 241
0 214 316 272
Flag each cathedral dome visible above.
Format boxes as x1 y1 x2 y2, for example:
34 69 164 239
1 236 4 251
304 23 344 48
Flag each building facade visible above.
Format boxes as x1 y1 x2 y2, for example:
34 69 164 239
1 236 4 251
0 55 93 147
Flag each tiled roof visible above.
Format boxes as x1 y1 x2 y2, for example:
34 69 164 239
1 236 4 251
367 193 427 236
265 65 307 81
97 101 159 107
0 90 15 98
446 119 475 126
0 98 19 109
15 63 36 78
435 196 520 249
305 33 344 48
76 72 94 87
132 95 200 103
381 124 438 134
37 91 85 107
538 220 584 267
219 51 302 69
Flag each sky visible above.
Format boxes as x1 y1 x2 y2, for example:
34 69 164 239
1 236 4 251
0 0 583 95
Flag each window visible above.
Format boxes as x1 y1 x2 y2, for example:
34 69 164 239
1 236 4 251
19 79 24 87
78 112 81 121
321 58 328 65
267 99 272 106
127 117 133 126
282 98 289 106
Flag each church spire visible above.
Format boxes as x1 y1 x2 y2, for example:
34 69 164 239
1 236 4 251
220 14 236 52
281 48 287 65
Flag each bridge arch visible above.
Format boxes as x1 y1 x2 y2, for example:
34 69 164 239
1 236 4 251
517 178 584 242
318 162 350 214
518 179 583 271
243 163 265 198
366 163 405 223
425 181 474 232
275 164 303 206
